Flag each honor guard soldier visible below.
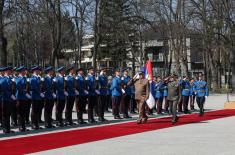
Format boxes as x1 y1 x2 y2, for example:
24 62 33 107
97 67 108 122
193 74 209 116
1 66 16 133
127 68 149 124
30 66 43 130
181 76 191 114
154 76 164 114
15 66 30 132
163 81 169 114
0 67 3 127
166 74 181 124
110 69 122 119
75 68 87 124
121 69 132 118
86 67 98 123
54 67 66 127
189 78 196 110
10 68 18 127
43 66 56 128
64 66 77 126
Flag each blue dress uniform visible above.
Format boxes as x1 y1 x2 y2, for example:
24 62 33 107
193 79 209 116
86 72 98 123
121 75 132 118
65 70 76 125
0 68 3 127
75 69 87 124
110 75 122 119
30 66 43 129
54 67 66 126
97 74 108 121
130 85 136 113
189 80 196 110
163 83 169 113
1 67 15 133
181 79 191 113
154 81 164 114
178 79 184 112
43 66 55 128
15 66 29 131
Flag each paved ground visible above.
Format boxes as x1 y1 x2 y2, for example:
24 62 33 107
1 94 235 155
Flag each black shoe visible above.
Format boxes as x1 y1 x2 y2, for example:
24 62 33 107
31 126 39 130
4 130 15 134
123 115 132 119
88 119 96 123
26 121 30 125
19 128 29 132
78 120 87 124
114 115 122 119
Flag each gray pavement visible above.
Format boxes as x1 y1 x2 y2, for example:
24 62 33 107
2 94 235 155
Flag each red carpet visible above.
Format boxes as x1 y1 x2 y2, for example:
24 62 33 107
1 109 235 155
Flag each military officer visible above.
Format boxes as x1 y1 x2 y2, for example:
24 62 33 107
166 74 181 124
128 68 149 124
181 76 191 114
86 67 98 123
15 66 30 132
120 69 132 118
43 66 55 128
30 66 43 130
193 74 209 116
0 67 3 127
97 67 108 122
54 67 66 127
154 76 164 114
75 68 87 124
111 69 123 119
65 66 76 126
1 66 16 133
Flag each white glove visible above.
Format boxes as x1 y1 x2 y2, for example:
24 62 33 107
205 96 208 99
64 91 69 96
95 90 100 95
52 93 57 99
84 90 89 95
40 93 45 98
64 77 68 81
121 77 124 80
121 89 126 94
41 78 45 82
11 95 16 101
75 90 79 95
95 77 99 80
26 93 32 99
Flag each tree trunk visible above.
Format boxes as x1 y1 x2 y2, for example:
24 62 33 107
0 0 7 66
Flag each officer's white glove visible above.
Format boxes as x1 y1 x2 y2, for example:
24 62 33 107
121 89 126 94
84 90 89 95
205 96 208 99
11 95 16 101
52 93 57 99
121 77 124 80
75 90 79 95
40 93 45 98
64 91 69 96
95 77 99 80
53 78 57 82
41 78 45 82
95 90 100 95
27 78 30 82
64 77 68 81
26 93 32 99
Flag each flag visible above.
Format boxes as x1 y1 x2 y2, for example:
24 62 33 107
145 60 155 109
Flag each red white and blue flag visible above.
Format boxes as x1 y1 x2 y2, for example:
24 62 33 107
145 60 155 109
